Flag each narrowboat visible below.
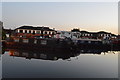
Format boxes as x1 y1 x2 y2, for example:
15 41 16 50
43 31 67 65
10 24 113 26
75 39 111 50
4 37 77 52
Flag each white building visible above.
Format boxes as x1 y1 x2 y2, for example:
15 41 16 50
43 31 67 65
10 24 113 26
54 31 81 40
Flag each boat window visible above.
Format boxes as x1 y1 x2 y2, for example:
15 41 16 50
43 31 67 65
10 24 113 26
95 41 98 44
34 40 37 44
41 40 47 45
88 41 91 43
14 39 19 42
80 40 84 43
14 52 19 56
40 54 47 59
23 39 29 43
85 41 88 43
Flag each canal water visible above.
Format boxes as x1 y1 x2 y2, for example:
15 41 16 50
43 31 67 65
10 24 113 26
2 49 119 78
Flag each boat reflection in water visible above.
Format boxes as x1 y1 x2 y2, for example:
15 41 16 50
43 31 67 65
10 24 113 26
2 48 118 78
5 49 109 61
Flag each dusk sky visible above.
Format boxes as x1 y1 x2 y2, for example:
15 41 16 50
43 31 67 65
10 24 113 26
2 2 118 34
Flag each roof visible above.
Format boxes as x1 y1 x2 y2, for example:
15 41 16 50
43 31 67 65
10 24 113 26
97 31 111 34
80 31 112 34
15 26 55 31
80 31 89 33
4 29 14 34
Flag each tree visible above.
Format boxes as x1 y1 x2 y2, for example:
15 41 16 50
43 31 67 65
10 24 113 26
2 27 6 40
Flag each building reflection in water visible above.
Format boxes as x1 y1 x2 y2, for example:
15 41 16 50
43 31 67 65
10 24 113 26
3 49 109 61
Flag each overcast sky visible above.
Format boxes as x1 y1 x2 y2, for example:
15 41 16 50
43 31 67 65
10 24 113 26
2 2 118 34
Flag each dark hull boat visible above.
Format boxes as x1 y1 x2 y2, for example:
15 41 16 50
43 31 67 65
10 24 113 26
3 37 77 52
75 39 120 51
2 37 120 52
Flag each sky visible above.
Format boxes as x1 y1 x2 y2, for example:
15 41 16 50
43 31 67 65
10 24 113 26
1 0 120 2
2 2 118 34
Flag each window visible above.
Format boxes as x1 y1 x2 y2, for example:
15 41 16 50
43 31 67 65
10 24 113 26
29 30 31 33
40 54 47 59
88 41 91 43
49 32 51 34
25 30 27 33
45 31 47 34
41 40 47 45
33 31 35 34
52 32 54 35
14 39 19 42
36 31 40 34
95 41 98 44
23 39 29 43
20 30 23 33
34 40 37 44
43 31 45 34
80 40 84 43
41 31 43 34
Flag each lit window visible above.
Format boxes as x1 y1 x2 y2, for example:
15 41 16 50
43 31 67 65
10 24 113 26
49 32 51 34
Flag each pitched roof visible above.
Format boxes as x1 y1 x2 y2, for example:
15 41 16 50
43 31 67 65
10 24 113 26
15 26 55 31
97 31 111 34
80 31 89 33
4 29 14 34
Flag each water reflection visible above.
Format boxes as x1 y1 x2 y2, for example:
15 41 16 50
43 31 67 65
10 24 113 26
3 49 110 61
2 48 118 78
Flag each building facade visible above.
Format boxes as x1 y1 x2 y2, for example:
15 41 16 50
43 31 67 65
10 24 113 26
14 26 57 38
54 30 117 40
